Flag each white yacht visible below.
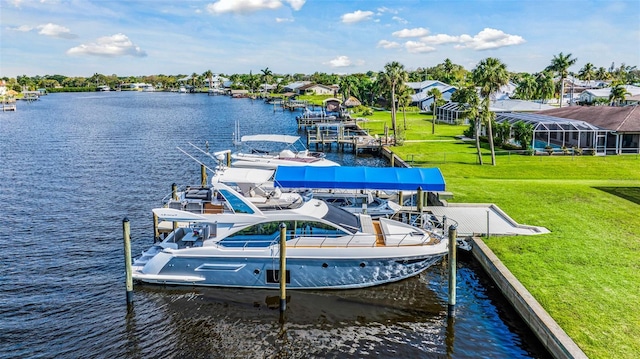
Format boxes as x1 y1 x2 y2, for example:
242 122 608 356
133 182 448 289
231 134 339 169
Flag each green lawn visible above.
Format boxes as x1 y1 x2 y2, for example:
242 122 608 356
357 110 640 358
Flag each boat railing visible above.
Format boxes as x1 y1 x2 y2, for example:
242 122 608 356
290 233 377 248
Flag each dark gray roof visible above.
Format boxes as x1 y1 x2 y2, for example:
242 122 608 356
538 106 640 132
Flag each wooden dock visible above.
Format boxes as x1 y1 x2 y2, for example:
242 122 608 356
306 122 386 153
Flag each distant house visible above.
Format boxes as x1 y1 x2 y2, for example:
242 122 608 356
536 105 640 154
0 80 7 96
578 85 640 104
283 81 312 93
406 80 457 111
297 83 334 96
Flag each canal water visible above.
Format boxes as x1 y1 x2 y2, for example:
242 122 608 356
0 92 550 358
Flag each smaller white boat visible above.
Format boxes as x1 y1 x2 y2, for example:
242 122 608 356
232 134 339 169
313 190 402 218
178 86 187 93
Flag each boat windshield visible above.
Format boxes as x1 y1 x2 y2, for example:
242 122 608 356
321 202 360 234
218 188 255 214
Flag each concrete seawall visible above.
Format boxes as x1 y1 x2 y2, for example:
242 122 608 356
470 237 588 359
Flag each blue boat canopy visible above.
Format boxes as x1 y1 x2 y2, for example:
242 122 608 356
274 166 446 191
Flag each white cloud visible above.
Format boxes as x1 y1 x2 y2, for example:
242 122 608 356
392 27 429 38
326 55 355 67
377 40 401 49
392 16 408 24
341 10 374 24
66 33 147 57
8 25 34 32
284 0 306 11
404 41 436 53
37 23 77 39
376 7 397 14
207 0 282 14
275 17 294 23
420 33 461 45
455 28 525 50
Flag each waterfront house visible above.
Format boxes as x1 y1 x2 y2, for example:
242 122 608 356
578 85 640 104
283 81 312 93
490 105 639 155
297 83 335 96
0 80 6 96
406 80 457 111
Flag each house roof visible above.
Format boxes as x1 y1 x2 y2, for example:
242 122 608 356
489 99 554 112
537 105 640 132
298 83 333 91
580 85 640 99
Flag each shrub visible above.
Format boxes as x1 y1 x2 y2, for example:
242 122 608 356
572 146 583 156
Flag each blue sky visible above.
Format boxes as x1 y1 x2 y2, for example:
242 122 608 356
1 0 638 78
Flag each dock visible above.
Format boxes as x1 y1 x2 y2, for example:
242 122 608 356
2 103 17 111
305 122 386 153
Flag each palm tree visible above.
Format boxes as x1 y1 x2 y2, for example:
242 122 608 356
191 72 199 90
609 83 631 106
546 52 577 107
451 86 483 164
472 57 509 166
595 67 609 80
379 61 408 141
427 88 443 134
397 84 413 131
515 73 537 100
203 70 213 90
578 63 596 85
513 121 534 150
339 75 360 101
260 67 273 96
535 71 555 103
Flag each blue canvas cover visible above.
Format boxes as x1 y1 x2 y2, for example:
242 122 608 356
274 166 445 191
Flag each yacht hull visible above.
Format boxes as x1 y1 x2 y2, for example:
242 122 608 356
133 247 445 289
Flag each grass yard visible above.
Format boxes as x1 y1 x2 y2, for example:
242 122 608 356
356 110 640 358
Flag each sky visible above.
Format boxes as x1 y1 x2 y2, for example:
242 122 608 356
1 0 639 78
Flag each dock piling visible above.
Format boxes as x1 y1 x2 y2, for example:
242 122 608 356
200 164 207 187
123 218 133 306
172 183 178 231
279 223 287 313
448 224 457 317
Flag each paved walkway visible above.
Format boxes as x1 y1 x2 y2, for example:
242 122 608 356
427 203 550 236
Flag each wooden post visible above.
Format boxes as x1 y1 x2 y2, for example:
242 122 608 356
448 224 457 317
416 186 423 213
153 212 160 242
201 164 207 187
279 222 287 313
398 191 403 208
226 151 231 167
390 153 395 167
172 183 178 231
123 218 133 305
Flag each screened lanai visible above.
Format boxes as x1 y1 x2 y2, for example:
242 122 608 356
494 112 610 154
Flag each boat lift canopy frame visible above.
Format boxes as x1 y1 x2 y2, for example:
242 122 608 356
274 166 446 191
